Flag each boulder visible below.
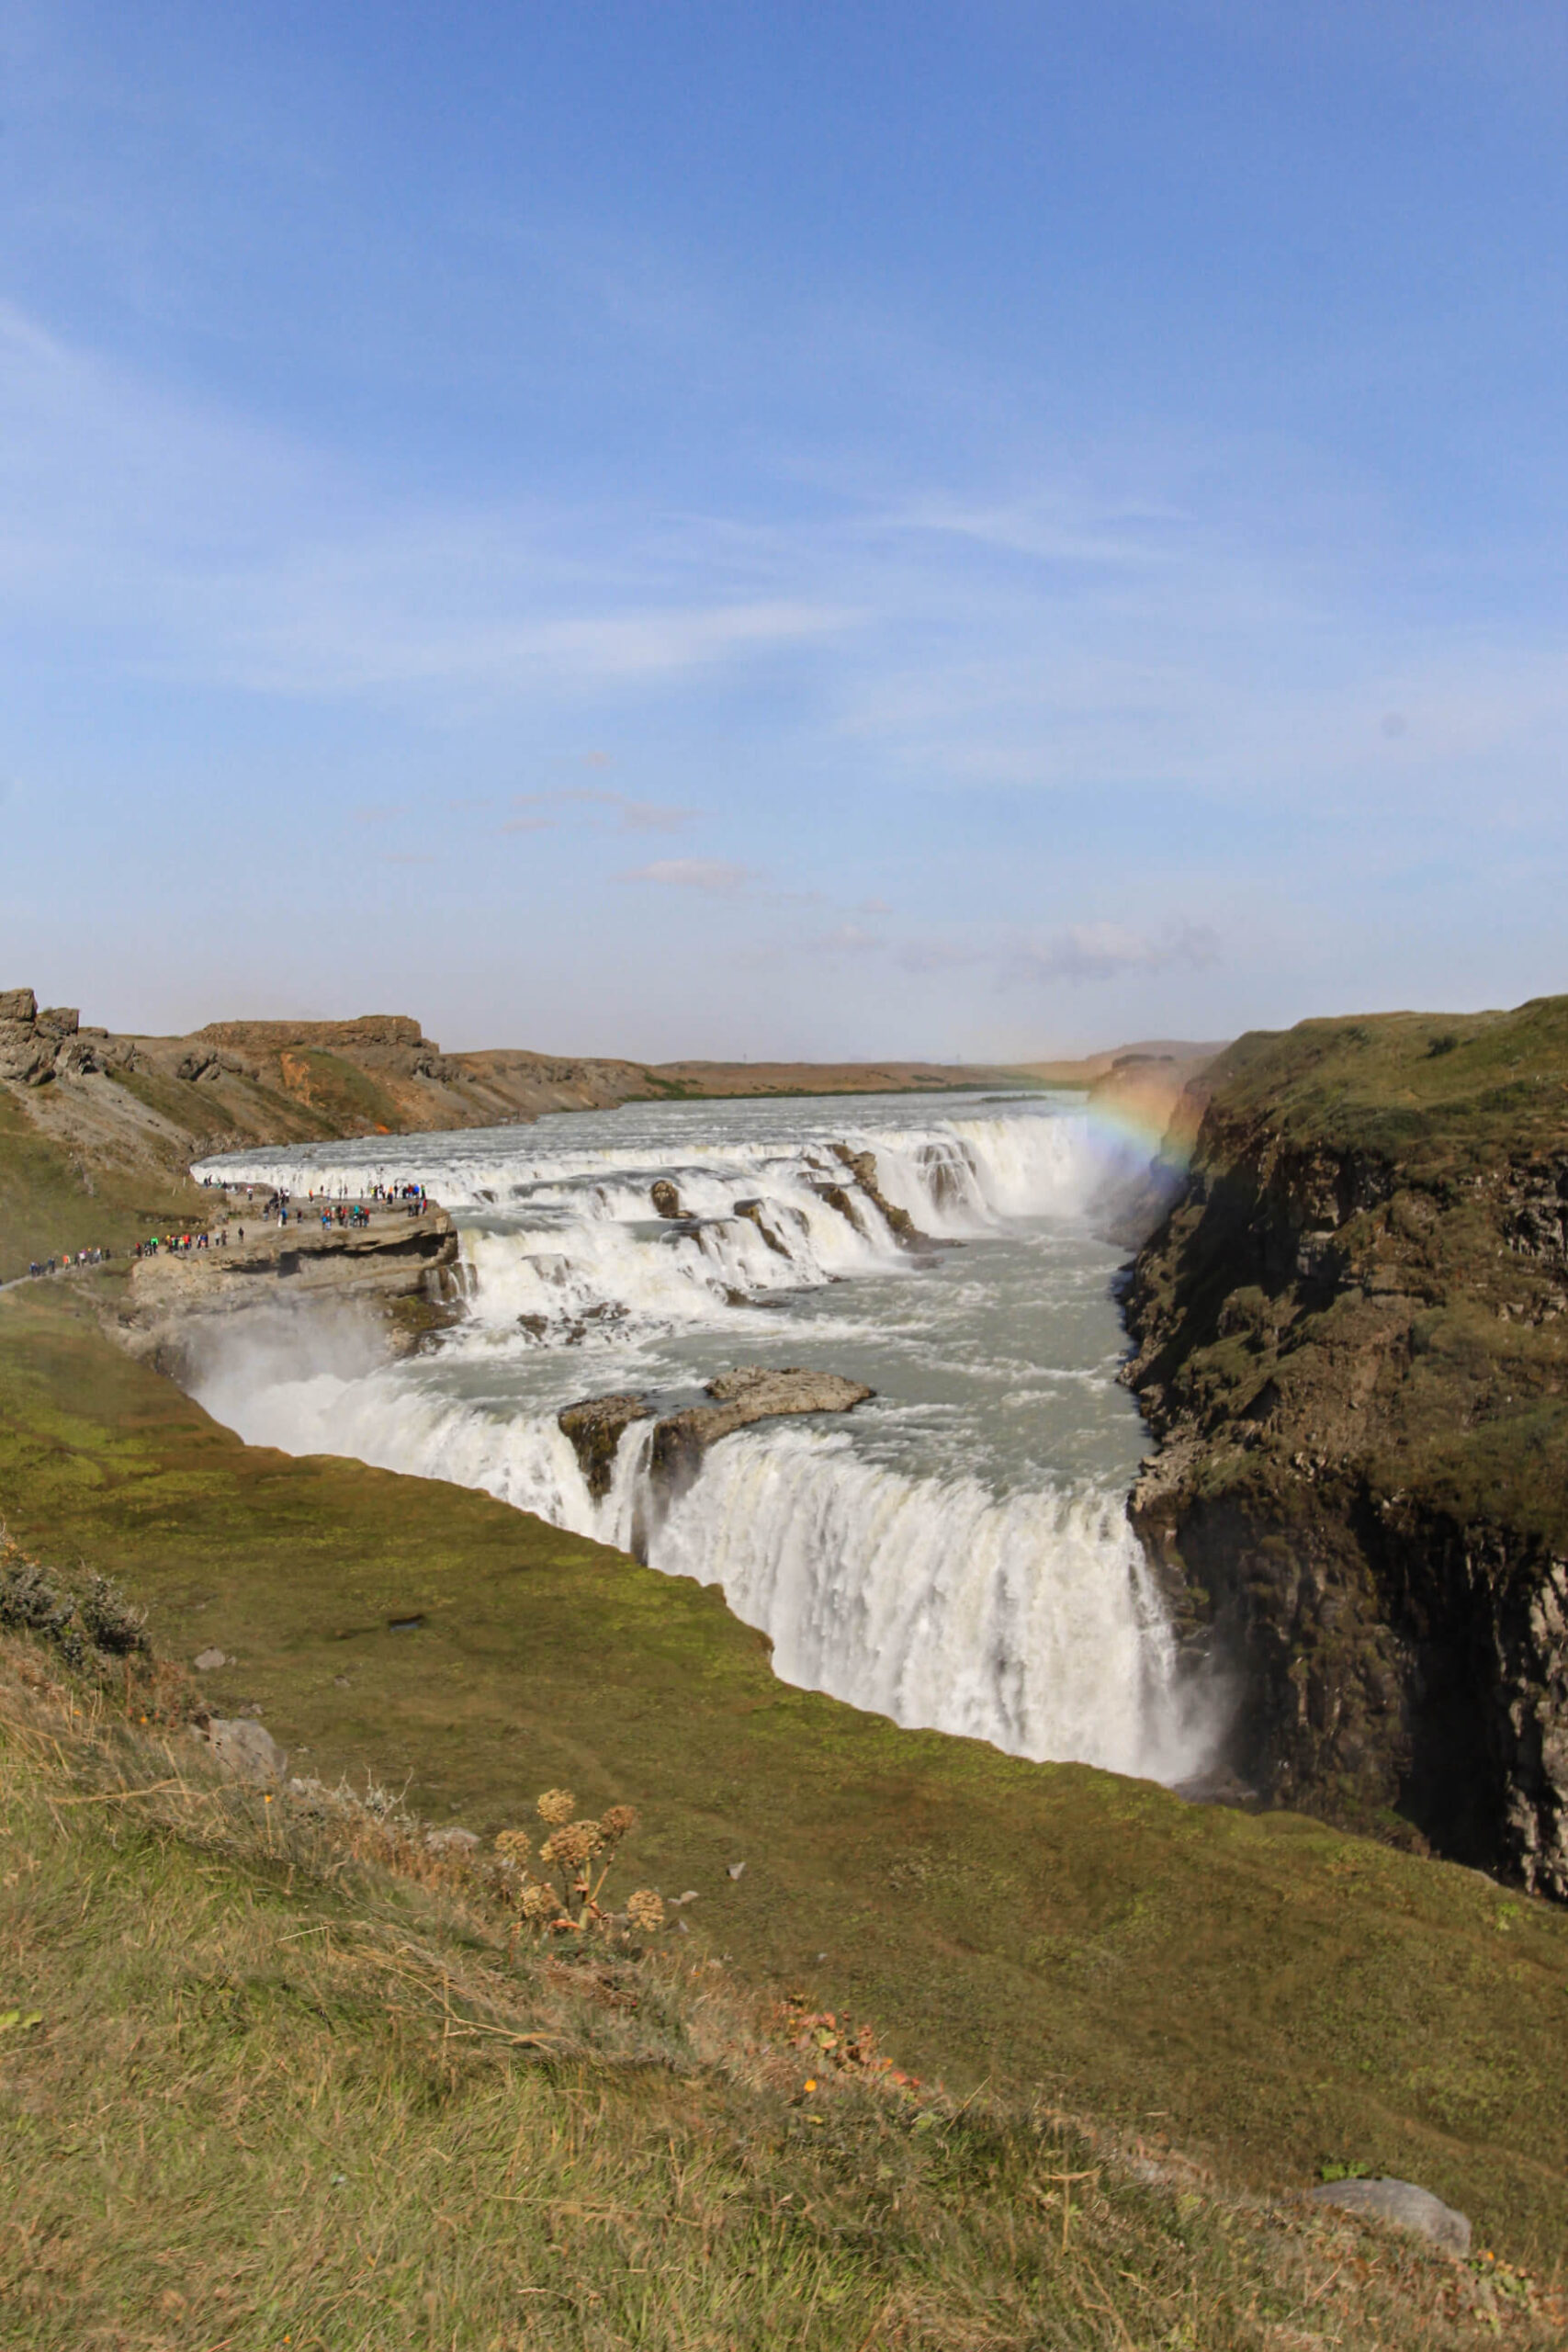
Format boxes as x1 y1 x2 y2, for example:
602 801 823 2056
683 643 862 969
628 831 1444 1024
36 1006 79 1037
1308 2177 1471 2256
177 1050 218 1082
558 1392 654 1500
0 1023 52 1083
193 1646 227 1672
650 1179 683 1218
194 1715 288 1781
0 986 37 1023
649 1366 874 1495
425 1826 480 1854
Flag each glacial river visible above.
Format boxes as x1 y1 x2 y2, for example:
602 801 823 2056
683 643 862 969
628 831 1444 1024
192 1090 1215 1783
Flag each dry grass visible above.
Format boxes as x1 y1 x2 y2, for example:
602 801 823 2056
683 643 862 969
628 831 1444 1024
2 1636 1562 2351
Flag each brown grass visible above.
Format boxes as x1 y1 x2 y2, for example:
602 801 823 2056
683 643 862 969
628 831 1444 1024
2 1633 1563 2350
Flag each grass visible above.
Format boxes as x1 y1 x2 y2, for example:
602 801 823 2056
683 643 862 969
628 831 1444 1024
1128 994 1568 1545
0 1086 207 1284
2 1631 1560 2350
3 1282 1568 2279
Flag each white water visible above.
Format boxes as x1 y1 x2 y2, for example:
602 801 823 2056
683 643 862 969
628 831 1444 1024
191 1091 1217 1783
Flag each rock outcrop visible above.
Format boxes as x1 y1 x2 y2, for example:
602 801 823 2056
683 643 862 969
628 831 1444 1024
1122 999 1568 1895
558 1394 654 1500
558 1366 874 1512
119 1205 462 1378
0 990 85 1085
829 1146 931 1248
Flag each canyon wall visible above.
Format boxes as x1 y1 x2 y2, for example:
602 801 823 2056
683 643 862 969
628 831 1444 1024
1123 999 1568 1894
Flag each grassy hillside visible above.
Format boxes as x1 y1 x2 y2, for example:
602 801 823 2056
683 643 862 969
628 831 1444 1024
1199 995 1568 1164
0 1085 206 1281
2 1629 1559 2349
4 1279 1568 2278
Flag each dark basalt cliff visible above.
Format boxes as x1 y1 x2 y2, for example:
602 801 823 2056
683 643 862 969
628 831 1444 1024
1122 999 1568 1895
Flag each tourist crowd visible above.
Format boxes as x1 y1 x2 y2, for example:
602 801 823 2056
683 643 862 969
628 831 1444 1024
17 1180 428 1284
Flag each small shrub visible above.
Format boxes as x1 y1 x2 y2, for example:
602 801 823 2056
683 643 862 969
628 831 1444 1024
75 1571 149 1657
0 1535 148 1668
496 1789 660 1943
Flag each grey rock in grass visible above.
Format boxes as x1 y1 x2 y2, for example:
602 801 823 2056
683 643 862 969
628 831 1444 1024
1309 2177 1472 2255
196 1716 288 1782
425 1826 479 1854
193 1646 227 1671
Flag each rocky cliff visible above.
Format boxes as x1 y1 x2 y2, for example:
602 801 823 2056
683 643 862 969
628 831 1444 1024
1123 998 1568 1896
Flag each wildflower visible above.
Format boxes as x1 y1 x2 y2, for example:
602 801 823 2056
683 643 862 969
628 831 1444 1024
493 1827 533 1866
804 2077 818 2093
626 1888 665 1934
536 1787 576 1826
540 1821 604 1871
520 1882 558 1924
599 1804 637 1843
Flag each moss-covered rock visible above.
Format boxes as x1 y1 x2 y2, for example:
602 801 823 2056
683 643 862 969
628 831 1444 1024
1125 998 1568 1894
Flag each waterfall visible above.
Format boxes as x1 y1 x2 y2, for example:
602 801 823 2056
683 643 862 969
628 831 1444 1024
190 1091 1219 1785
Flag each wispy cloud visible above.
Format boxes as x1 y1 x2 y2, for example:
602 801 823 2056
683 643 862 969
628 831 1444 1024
619 858 754 893
999 922 1221 987
751 917 1221 989
509 787 699 834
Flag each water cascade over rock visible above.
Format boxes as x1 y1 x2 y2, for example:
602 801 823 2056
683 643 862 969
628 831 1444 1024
187 1091 1222 1787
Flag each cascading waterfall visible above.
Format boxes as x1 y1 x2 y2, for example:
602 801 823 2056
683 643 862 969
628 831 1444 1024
190 1090 1218 1785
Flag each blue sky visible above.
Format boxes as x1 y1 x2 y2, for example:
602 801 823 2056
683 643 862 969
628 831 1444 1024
3 1 1566 1057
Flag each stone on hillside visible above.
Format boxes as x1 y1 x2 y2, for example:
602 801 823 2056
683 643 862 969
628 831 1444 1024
0 986 37 1023
1308 2177 1471 2255
0 1025 52 1082
425 1826 479 1853
193 1646 227 1671
195 1715 288 1781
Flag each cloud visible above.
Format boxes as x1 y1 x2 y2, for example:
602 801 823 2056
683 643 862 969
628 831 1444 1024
619 858 754 893
999 922 1222 986
746 916 1221 989
511 787 699 834
807 922 886 954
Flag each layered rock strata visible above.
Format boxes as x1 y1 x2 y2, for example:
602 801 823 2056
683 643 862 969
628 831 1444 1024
119 1208 462 1378
1122 1001 1568 1896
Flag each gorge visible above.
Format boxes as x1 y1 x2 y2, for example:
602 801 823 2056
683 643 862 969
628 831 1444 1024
180 1088 1219 1787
